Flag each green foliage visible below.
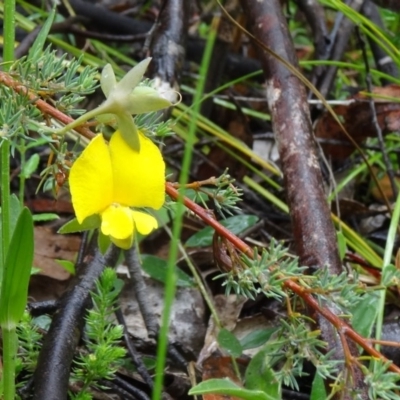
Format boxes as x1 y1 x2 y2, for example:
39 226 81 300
217 328 243 358
310 375 327 400
186 214 258 247
17 312 43 373
217 239 307 301
245 345 281 399
14 47 98 117
0 47 98 152
14 270 128 399
20 153 40 179
58 215 102 234
71 268 126 398
189 378 276 400
214 237 400 396
239 327 278 350
141 254 195 287
364 360 400 400
0 85 41 141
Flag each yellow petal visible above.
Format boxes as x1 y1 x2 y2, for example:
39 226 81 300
109 131 165 209
132 211 158 235
70 135 113 223
101 204 134 240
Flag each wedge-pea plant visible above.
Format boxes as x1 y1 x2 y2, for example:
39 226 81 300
70 268 126 399
15 268 127 399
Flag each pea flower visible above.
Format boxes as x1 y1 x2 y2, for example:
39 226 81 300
69 130 165 249
58 58 172 151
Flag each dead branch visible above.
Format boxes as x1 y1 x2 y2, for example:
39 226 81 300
239 0 368 396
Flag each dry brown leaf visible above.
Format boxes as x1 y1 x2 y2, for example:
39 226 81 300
33 226 80 280
315 84 400 159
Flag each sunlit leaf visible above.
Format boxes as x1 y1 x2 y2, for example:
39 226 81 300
27 4 56 60
58 215 101 234
310 374 327 400
141 254 195 287
33 213 59 222
189 378 274 400
21 153 40 179
55 259 75 275
218 328 243 358
240 328 278 350
245 345 281 399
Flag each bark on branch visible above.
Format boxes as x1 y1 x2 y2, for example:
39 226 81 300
238 1 368 397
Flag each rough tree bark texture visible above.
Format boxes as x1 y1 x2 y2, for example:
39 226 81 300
149 0 189 93
239 1 367 398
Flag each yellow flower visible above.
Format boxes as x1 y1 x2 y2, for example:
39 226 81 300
69 130 165 249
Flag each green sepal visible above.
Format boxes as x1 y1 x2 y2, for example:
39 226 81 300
117 114 140 152
27 4 56 60
127 87 172 114
98 231 111 254
58 214 101 234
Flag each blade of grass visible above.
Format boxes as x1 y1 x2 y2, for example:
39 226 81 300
173 104 281 176
319 0 400 66
0 207 34 400
374 191 400 349
152 13 220 400
3 0 15 69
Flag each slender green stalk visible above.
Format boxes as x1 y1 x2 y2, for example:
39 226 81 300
2 327 17 400
1 140 11 281
152 16 219 400
375 192 400 348
2 1 16 397
18 146 26 204
3 0 16 70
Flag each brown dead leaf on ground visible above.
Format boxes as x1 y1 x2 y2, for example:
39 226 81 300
201 355 245 400
315 84 400 159
33 225 80 280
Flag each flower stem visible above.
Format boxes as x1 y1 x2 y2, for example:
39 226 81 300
3 0 15 70
55 104 110 135
2 326 17 400
1 139 11 281
2 1 16 396
152 14 219 400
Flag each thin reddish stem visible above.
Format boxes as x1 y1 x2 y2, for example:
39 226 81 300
166 181 400 374
166 182 253 257
0 72 95 140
